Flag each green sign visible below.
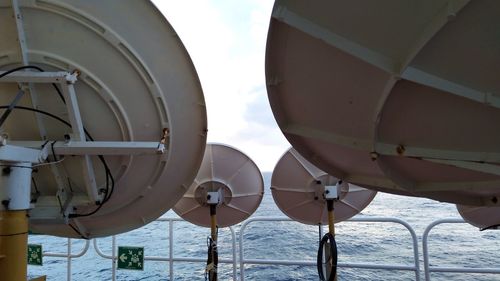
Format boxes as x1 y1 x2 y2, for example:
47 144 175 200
117 246 144 270
27 244 43 266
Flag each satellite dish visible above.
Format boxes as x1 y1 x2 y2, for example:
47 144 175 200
0 0 207 238
173 143 264 228
266 1 500 206
456 204 500 230
272 148 376 225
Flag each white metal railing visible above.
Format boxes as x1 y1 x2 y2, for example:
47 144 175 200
238 216 421 281
422 218 500 281
93 218 238 281
41 238 90 280
29 216 500 280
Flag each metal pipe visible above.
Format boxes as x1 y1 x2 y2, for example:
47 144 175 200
0 210 29 280
67 238 72 281
422 218 464 281
169 219 174 281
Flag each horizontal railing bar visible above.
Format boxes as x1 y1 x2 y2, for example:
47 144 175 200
43 240 90 258
143 256 236 263
428 267 500 274
241 259 416 271
239 216 421 281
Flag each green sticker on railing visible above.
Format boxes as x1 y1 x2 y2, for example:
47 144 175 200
117 246 144 270
27 244 43 266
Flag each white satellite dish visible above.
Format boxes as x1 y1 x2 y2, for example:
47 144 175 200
272 148 376 225
0 0 207 238
456 204 500 230
173 143 264 228
266 0 500 206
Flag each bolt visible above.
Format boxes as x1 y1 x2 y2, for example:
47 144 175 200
1 200 9 208
316 180 322 185
2 167 11 175
396 145 405 155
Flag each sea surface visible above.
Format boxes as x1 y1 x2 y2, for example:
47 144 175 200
28 172 500 280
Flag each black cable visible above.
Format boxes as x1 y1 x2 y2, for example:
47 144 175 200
0 65 65 103
31 177 40 194
317 232 337 281
0 65 44 78
0 231 29 237
0 105 115 218
0 66 115 207
205 236 218 281
68 222 88 240
0 89 25 128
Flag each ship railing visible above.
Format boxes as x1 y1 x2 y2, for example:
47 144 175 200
422 218 500 281
30 216 424 280
239 217 421 281
92 217 238 281
42 238 90 281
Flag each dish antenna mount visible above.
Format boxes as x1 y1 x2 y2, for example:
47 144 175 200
0 1 207 279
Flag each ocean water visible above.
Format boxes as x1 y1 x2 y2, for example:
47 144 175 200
28 172 500 280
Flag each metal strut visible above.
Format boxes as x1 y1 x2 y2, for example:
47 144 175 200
317 182 340 281
206 204 218 281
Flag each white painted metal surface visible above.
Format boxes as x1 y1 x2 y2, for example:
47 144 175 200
271 148 376 225
266 0 500 205
422 218 500 281
0 161 32 210
30 216 422 281
0 0 207 237
173 144 264 228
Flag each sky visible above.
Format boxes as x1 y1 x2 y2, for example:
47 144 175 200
152 1 289 172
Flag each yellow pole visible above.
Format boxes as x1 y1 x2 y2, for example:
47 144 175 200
326 200 337 281
210 209 217 242
327 202 335 235
0 210 28 281
208 205 218 281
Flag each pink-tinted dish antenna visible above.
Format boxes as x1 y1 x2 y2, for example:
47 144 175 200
271 148 376 225
0 0 207 238
266 0 500 206
173 144 264 228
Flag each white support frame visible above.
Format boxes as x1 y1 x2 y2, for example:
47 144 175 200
10 0 52 140
10 141 162 156
0 70 163 206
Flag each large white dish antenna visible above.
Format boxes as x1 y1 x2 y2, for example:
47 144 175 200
456 205 500 230
173 143 264 228
0 0 206 238
272 148 376 225
266 0 500 206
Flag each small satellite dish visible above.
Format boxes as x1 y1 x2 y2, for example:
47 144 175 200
173 143 264 228
0 0 207 238
266 1 500 206
456 204 500 230
271 148 376 225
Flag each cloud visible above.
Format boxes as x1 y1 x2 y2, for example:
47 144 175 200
152 0 288 171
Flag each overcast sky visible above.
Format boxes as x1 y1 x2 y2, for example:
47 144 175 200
152 1 290 172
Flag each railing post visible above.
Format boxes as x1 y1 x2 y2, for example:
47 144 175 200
169 219 174 281
239 221 246 281
67 238 71 281
229 226 237 280
112 236 116 281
